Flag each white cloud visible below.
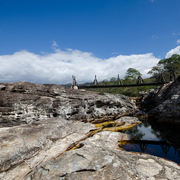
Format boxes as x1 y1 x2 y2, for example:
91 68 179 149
177 39 180 44
150 0 154 2
165 45 180 58
52 41 58 48
0 49 160 84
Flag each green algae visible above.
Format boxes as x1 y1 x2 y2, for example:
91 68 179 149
102 123 140 132
93 121 116 129
68 119 141 152
94 120 141 132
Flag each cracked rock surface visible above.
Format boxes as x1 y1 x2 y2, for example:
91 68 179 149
1 81 180 180
24 131 180 180
0 82 136 127
0 118 97 180
0 118 180 180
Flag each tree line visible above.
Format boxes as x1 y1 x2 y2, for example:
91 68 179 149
89 54 180 96
148 54 180 82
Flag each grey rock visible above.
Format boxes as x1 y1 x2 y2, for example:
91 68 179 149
0 118 97 180
136 159 162 177
147 75 180 121
115 116 141 125
24 131 180 180
0 82 137 127
1 81 179 180
1 120 180 180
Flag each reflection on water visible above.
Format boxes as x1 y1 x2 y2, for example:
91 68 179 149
119 118 180 164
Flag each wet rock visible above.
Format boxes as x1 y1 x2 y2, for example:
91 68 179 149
0 82 137 127
102 116 141 132
93 116 141 132
24 131 180 180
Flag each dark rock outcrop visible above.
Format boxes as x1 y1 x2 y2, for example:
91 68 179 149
140 89 159 111
141 76 180 122
0 82 137 127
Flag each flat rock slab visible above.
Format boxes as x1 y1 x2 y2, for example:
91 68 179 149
0 118 97 180
24 131 180 180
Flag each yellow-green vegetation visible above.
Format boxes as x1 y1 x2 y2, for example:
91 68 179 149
88 128 102 137
94 121 116 129
83 55 180 96
89 77 158 97
118 140 129 147
102 123 140 132
68 120 142 152
93 120 141 132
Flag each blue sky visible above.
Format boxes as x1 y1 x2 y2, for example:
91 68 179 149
0 0 180 84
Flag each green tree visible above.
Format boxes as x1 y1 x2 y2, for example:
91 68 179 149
147 64 166 81
148 64 164 75
148 54 180 81
124 68 142 83
110 77 116 82
158 54 180 80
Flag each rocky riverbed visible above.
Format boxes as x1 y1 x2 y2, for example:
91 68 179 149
0 81 180 180
0 81 137 127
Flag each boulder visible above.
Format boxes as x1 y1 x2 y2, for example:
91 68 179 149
0 82 137 127
146 76 180 122
140 89 159 111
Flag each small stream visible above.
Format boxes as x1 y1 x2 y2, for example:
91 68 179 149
119 118 180 164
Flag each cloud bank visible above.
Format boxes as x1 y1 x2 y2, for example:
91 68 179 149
0 48 160 84
165 45 180 58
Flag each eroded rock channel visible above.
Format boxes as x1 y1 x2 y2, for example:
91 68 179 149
0 81 180 180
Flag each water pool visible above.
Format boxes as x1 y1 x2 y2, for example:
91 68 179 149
119 118 180 164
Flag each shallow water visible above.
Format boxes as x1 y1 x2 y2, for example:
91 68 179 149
119 119 180 164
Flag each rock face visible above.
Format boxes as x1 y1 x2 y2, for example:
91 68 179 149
0 82 137 127
142 76 180 122
140 89 159 111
